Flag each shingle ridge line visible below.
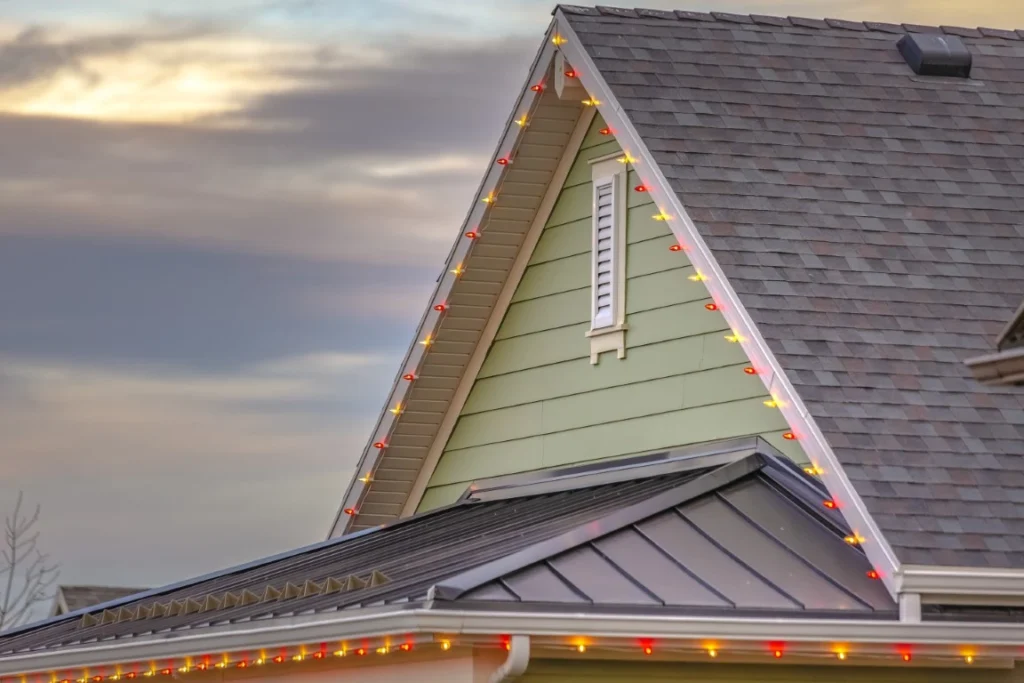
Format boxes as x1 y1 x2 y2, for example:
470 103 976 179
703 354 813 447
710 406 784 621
556 5 1024 41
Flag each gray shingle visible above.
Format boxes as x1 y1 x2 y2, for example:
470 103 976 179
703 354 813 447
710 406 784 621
566 8 1024 568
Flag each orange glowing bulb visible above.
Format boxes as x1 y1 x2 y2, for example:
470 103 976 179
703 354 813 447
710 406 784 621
643 646 653 656
402 373 415 381
705 303 718 311
272 656 285 664
774 650 783 659
634 184 648 192
531 83 544 92
599 127 612 135
312 652 325 660
496 158 509 165
373 441 385 449
344 507 357 515
433 303 447 312
669 244 683 252
743 367 756 375
823 500 837 509
236 662 248 669
902 653 912 662
564 69 577 78
399 644 412 652
867 570 880 579
356 649 366 657
783 432 796 440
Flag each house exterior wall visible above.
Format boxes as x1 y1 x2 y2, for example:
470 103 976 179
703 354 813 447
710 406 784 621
520 659 1022 682
419 114 809 509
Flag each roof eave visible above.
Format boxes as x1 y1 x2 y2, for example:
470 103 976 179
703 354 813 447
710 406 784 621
898 564 1024 601
964 347 1024 386
327 20 572 537
5 606 1024 676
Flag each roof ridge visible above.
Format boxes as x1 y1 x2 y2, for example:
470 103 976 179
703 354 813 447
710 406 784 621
555 4 1024 41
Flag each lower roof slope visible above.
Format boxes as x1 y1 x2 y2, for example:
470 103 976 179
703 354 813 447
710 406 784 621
563 6 1024 568
0 440 893 656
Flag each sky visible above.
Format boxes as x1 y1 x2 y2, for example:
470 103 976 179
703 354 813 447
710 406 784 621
2 0 1023 607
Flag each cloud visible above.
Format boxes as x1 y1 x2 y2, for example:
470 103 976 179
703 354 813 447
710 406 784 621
0 351 391 584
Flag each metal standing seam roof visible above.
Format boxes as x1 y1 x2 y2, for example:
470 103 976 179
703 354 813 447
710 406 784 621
560 6 1024 568
0 440 894 656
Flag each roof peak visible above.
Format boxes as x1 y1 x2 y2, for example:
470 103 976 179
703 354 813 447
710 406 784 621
555 4 1024 41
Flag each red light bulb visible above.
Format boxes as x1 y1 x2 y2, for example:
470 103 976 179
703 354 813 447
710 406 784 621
402 373 415 381
668 244 683 252
530 83 544 92
823 500 837 509
743 367 756 375
705 303 718 311
344 507 357 515
312 652 325 660
400 644 412 652
433 303 447 312
867 569 880 579
159 670 171 676
599 127 612 135
774 650 783 659
373 441 385 449
496 158 509 166
356 649 366 657
125 674 136 680
236 662 247 669
634 184 648 192
902 652 912 662
465 231 479 239
643 646 653 656
564 69 577 78
783 432 796 440
272 656 285 664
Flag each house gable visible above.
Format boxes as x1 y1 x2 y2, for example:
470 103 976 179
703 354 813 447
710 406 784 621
418 114 808 509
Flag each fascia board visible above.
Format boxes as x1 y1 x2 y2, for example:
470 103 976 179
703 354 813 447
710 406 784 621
552 10 903 598
328 21 563 538
898 565 1024 597
5 607 1024 676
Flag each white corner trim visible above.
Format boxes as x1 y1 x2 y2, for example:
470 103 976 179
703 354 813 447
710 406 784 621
898 565 1024 598
401 106 598 517
328 21 565 538
554 11 904 597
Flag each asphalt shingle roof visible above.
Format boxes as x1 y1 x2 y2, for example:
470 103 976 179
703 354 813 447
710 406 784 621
1 445 891 655
563 6 1024 568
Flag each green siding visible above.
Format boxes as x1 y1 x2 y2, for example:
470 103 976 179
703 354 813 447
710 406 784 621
419 114 809 507
520 659 1021 683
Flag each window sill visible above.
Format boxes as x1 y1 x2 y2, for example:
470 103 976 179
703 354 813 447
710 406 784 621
587 325 627 364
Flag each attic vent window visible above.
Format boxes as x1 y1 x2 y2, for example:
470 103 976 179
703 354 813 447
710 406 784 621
586 153 627 364
897 33 972 78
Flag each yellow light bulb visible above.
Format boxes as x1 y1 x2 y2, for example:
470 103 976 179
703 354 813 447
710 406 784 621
552 34 566 46
450 263 465 276
724 334 742 343
292 655 304 662
804 465 824 475
617 154 635 164
358 474 372 483
582 98 600 106
965 655 974 664
441 641 451 651
653 213 671 221
390 403 403 416
837 652 847 660
515 115 528 127
764 399 778 408
376 647 388 655
688 272 706 282
419 334 433 346
576 644 586 653
481 193 496 204
708 649 717 658
333 650 345 657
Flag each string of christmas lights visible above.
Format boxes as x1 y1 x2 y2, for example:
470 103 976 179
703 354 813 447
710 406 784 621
14 636 987 683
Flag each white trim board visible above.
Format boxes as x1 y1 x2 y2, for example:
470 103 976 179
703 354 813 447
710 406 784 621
4 607 1024 677
553 10 903 599
401 106 596 517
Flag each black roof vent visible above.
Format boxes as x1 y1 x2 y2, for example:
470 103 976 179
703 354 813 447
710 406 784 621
897 33 972 78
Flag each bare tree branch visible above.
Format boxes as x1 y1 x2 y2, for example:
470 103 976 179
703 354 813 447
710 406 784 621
0 492 60 631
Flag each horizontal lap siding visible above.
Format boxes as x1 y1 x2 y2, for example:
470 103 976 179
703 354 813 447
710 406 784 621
419 115 808 509
519 660 1022 683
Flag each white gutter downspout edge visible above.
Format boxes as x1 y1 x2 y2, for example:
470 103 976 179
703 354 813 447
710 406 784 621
489 635 530 683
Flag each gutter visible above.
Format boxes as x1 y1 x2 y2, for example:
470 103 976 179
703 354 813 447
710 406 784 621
4 608 1024 676
898 565 1024 598
489 635 530 683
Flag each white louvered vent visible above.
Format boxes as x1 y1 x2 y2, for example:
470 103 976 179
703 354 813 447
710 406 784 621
593 180 616 329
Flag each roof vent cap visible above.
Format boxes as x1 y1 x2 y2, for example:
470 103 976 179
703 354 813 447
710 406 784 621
897 33 972 78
